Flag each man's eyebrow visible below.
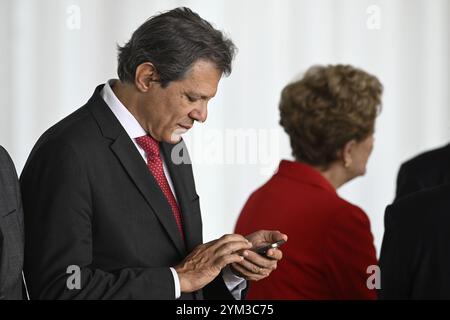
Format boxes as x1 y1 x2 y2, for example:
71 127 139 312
186 91 212 99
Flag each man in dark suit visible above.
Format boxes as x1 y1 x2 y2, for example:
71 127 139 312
0 146 24 300
20 7 286 300
395 143 450 200
379 183 450 299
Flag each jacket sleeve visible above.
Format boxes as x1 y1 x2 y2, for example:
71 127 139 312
0 146 24 300
325 205 378 300
20 141 175 300
202 272 248 300
378 204 413 299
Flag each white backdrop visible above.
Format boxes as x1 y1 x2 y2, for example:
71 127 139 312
0 0 449 254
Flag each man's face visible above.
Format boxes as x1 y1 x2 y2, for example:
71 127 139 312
139 59 222 144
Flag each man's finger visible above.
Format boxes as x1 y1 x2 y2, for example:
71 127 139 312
244 250 278 270
235 256 273 275
264 230 288 243
212 234 251 251
216 253 245 269
231 263 267 281
214 240 252 257
266 248 283 260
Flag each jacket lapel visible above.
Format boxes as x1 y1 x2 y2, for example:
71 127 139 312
88 85 186 257
161 141 203 252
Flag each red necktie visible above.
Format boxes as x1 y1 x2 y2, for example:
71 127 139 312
135 135 185 241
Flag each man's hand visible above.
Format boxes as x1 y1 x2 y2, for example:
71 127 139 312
231 230 288 281
174 234 253 293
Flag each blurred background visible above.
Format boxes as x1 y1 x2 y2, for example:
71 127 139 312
0 0 449 254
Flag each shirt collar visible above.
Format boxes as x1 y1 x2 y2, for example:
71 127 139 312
101 79 147 139
276 160 336 194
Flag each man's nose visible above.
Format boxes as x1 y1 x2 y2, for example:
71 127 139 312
190 103 208 123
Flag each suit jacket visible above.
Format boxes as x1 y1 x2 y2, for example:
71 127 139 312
396 143 450 200
379 183 450 299
0 146 24 300
235 160 377 300
20 85 233 300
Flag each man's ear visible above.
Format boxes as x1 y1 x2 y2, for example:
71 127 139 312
341 140 356 168
134 62 160 92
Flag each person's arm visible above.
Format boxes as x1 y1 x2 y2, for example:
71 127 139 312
200 266 247 300
326 205 378 300
222 266 247 299
0 147 9 276
0 146 24 300
202 271 243 300
378 204 412 299
0 229 3 296
4 147 25 249
21 141 177 299
169 267 246 300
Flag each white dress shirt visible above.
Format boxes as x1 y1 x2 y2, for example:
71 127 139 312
101 80 246 299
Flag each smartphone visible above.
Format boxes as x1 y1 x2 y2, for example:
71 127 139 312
254 239 286 255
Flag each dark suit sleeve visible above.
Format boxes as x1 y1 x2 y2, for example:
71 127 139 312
21 141 175 300
378 204 413 299
3 147 25 238
0 146 24 300
203 272 248 300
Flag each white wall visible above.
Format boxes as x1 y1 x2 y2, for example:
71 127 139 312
0 0 449 255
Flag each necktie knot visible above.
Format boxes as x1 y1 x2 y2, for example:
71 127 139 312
136 135 160 161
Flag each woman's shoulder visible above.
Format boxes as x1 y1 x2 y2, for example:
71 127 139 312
329 195 371 227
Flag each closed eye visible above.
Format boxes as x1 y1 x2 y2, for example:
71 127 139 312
186 94 198 103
